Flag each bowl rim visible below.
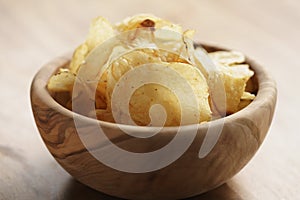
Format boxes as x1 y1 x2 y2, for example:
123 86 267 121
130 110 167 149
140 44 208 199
31 43 277 133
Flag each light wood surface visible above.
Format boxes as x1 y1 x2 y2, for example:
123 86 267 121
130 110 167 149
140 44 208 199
0 0 298 199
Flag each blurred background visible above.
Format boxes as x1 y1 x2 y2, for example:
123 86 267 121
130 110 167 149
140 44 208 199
0 0 299 199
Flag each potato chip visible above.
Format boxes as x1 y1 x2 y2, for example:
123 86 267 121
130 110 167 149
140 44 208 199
47 70 76 110
129 83 181 126
95 71 108 109
105 53 211 126
194 47 254 115
47 70 76 92
140 48 188 64
210 64 254 114
105 49 190 108
129 62 211 126
209 51 246 66
85 17 115 50
93 109 115 123
241 91 255 100
70 17 115 73
237 100 252 111
105 50 162 109
69 44 89 73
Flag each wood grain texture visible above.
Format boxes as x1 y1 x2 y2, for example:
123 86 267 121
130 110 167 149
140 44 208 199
30 44 276 199
0 0 299 199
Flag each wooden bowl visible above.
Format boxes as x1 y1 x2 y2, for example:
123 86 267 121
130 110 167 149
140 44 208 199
30 44 277 199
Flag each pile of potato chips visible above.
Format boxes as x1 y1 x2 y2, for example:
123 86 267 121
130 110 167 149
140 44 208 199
48 14 256 126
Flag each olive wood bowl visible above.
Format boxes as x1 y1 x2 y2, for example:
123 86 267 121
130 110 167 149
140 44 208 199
30 44 277 199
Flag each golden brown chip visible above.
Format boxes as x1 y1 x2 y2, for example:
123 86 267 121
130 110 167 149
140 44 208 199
194 48 254 115
140 48 188 63
85 17 115 50
105 49 189 109
210 64 254 114
105 56 211 126
95 71 108 109
237 100 252 111
69 17 115 74
93 109 115 123
47 71 76 92
69 44 89 73
129 83 181 126
209 51 246 66
241 91 255 100
105 50 162 109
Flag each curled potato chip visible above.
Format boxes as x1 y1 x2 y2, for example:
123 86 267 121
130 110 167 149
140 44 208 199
129 62 211 126
105 49 190 108
86 17 115 50
70 17 115 73
194 47 255 115
106 50 162 109
47 70 76 92
47 70 75 111
105 53 211 126
209 51 246 66
129 83 181 126
210 64 254 114
69 44 89 73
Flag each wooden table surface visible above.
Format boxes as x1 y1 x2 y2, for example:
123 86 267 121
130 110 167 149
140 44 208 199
0 0 299 199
